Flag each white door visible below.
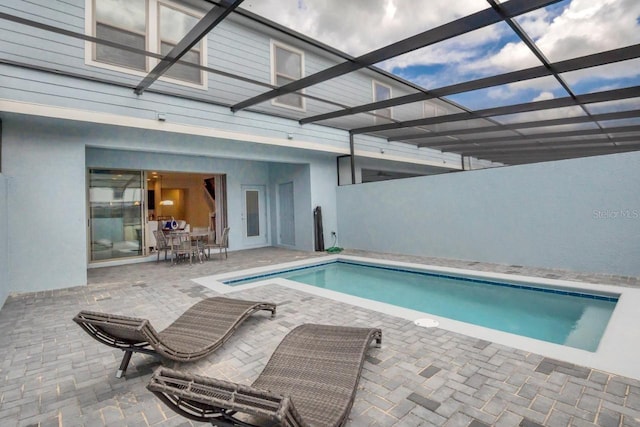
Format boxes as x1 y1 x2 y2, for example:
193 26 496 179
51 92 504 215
278 182 295 246
242 185 267 246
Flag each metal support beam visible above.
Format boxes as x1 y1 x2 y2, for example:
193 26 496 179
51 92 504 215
458 136 640 156
349 133 356 185
490 146 640 158
488 148 640 164
351 85 640 134
299 43 640 126
134 0 244 95
486 0 611 140
0 11 272 89
0 12 161 60
394 108 640 143
427 125 640 150
0 11 358 112
480 144 640 161
230 0 562 112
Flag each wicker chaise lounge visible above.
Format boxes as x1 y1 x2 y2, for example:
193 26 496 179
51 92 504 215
147 324 382 426
73 297 276 378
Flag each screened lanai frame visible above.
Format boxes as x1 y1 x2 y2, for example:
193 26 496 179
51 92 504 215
2 0 639 167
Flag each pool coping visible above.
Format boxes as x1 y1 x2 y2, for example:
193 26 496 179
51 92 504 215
193 254 640 380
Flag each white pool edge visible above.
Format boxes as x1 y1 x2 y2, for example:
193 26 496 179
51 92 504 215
193 255 640 380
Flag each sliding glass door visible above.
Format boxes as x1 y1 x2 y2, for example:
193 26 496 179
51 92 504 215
89 169 144 261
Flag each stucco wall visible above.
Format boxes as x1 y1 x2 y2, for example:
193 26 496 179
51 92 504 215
337 152 640 277
310 159 340 246
0 174 9 307
268 163 313 250
0 111 338 293
4 118 88 293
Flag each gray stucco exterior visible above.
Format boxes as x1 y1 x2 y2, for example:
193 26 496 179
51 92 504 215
337 151 640 277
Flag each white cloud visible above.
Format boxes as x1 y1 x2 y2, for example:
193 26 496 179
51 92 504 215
534 0 640 62
241 0 490 56
380 23 505 71
480 0 640 75
586 97 640 114
454 0 640 99
562 57 640 91
494 106 587 124
515 8 552 39
465 41 541 73
241 0 640 97
532 91 555 102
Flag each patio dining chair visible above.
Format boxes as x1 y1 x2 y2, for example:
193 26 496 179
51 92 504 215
204 226 230 260
73 297 276 378
168 230 196 264
153 230 171 262
148 324 382 426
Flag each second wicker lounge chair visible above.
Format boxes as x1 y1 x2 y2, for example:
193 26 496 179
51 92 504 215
73 297 276 378
147 323 382 426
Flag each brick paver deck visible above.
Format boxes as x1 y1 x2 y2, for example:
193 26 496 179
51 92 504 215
1 247 639 426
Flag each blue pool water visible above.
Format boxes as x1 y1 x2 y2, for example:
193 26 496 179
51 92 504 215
228 261 617 351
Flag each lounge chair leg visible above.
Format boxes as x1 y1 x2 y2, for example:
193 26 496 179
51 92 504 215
116 350 133 378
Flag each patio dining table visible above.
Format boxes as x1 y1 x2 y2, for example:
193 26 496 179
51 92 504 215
166 230 207 264
189 229 209 263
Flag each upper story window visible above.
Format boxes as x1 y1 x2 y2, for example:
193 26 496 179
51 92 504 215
158 3 202 83
373 81 392 123
87 0 206 88
423 102 447 131
271 41 305 111
94 0 147 71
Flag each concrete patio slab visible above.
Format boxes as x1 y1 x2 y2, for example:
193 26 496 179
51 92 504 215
1 248 639 426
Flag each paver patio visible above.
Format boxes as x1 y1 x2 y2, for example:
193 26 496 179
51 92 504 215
1 247 639 426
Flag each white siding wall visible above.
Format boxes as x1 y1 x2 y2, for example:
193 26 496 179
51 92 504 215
0 65 349 149
0 64 457 174
337 151 640 277
0 0 465 169
0 0 420 117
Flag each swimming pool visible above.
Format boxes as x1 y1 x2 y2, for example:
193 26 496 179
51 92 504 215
226 260 618 352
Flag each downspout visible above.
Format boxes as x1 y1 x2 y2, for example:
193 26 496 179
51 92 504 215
349 132 356 185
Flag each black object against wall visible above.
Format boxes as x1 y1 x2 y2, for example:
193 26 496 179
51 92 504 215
313 206 324 252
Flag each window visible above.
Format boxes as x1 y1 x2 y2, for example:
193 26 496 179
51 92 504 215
88 169 144 261
373 81 392 123
271 41 304 110
87 0 206 87
423 102 447 131
158 3 202 84
94 0 147 71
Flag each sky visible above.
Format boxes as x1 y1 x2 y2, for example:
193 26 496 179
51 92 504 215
240 0 640 113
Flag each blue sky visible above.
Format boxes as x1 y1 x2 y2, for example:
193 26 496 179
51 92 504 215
242 0 640 112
